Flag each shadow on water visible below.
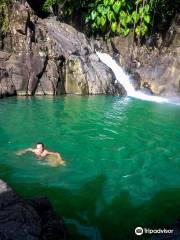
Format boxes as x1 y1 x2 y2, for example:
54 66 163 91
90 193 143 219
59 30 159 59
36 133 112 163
1 172 180 240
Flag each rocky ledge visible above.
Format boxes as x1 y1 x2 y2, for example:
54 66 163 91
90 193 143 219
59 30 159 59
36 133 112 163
0 179 68 240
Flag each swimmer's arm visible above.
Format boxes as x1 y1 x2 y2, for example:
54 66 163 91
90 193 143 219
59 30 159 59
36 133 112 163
45 151 65 164
16 148 35 155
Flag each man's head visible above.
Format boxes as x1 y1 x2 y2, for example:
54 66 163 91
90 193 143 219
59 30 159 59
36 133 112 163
36 142 45 153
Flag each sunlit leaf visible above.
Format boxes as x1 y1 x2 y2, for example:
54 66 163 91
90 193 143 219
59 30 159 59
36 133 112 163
111 21 117 32
144 15 150 24
112 1 121 14
91 10 98 20
107 10 115 22
100 16 106 26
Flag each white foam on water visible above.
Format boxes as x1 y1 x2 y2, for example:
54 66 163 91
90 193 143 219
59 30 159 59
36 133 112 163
96 52 170 104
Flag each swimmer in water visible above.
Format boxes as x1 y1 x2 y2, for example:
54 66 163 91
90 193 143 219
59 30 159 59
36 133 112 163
17 142 65 166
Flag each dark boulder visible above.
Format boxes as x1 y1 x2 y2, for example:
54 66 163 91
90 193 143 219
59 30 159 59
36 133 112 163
0 179 68 240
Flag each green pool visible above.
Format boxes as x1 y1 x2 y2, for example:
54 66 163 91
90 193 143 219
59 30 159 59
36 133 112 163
0 96 180 239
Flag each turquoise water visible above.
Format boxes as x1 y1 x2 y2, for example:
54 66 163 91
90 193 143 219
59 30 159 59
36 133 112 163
0 96 180 239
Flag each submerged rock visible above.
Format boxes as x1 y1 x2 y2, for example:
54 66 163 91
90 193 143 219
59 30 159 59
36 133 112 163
0 179 68 240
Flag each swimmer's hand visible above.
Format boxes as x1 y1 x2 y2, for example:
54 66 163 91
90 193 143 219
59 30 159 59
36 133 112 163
46 151 66 166
60 159 66 165
48 152 64 161
56 155 66 166
16 150 26 156
47 157 66 167
16 148 34 156
16 151 23 156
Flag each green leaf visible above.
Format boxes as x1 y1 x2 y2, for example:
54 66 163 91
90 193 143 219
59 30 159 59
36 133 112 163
121 18 127 27
92 22 97 29
132 11 139 23
111 22 117 32
100 16 106 27
135 0 142 5
109 0 114 6
107 10 115 22
112 1 121 14
127 15 132 24
121 0 126 7
103 0 109 7
116 23 121 34
97 4 106 14
135 26 141 35
96 16 101 26
43 0 56 11
119 10 126 19
140 22 148 35
144 15 150 24
139 6 144 17
144 4 150 13
91 10 98 20
123 28 130 36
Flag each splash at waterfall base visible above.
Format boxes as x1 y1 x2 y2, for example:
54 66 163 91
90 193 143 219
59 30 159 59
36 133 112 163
96 52 169 104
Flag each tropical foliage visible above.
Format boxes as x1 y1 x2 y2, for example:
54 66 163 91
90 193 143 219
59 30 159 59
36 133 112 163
43 0 177 37
85 0 152 37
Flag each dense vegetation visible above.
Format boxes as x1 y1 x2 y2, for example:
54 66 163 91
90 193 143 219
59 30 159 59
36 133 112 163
43 0 178 37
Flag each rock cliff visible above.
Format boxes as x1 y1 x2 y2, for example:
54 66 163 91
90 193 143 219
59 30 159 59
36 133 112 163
0 1 124 97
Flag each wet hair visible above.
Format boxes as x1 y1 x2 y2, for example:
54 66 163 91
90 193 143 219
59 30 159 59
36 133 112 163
36 142 45 148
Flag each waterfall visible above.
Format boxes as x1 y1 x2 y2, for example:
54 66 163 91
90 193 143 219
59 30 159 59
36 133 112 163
96 52 169 103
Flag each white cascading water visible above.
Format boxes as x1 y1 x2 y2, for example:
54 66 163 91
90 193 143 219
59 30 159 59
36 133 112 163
96 52 169 103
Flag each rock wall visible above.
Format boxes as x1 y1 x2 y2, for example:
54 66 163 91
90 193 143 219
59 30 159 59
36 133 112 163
0 1 124 98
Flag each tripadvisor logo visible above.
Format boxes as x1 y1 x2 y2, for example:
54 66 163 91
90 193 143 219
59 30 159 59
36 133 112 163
135 227 143 235
135 226 174 236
